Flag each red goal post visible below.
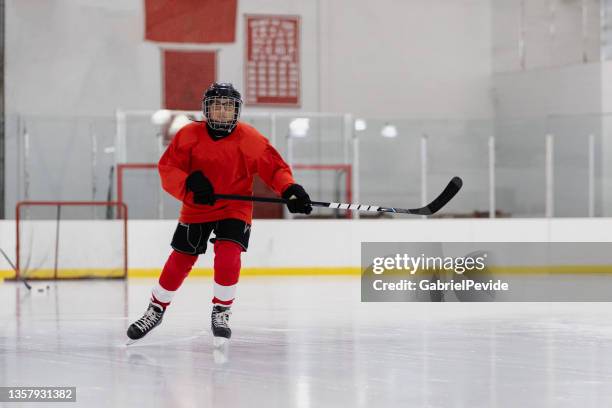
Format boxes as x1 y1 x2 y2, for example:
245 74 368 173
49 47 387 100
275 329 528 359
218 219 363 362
15 201 128 280
117 163 353 219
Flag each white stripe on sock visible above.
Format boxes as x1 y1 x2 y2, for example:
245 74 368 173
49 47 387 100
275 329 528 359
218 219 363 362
213 282 237 302
152 282 175 304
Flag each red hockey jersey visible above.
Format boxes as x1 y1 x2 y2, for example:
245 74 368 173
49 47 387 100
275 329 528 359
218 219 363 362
158 121 295 224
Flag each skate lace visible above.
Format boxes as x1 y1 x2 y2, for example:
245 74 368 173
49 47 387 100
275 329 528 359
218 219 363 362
213 309 231 328
134 307 161 332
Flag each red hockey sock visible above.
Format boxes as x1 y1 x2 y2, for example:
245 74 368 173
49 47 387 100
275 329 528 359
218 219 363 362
151 250 198 308
212 240 242 306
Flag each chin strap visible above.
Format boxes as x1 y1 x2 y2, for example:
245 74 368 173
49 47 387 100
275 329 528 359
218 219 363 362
206 123 234 140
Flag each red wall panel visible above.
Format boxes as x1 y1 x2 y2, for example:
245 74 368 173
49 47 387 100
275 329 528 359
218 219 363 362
145 0 237 43
163 50 216 110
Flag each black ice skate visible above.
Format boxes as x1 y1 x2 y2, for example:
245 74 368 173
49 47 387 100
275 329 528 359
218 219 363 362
126 302 165 344
211 305 232 346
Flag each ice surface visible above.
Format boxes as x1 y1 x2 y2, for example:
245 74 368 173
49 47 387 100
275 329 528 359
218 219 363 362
1 277 612 407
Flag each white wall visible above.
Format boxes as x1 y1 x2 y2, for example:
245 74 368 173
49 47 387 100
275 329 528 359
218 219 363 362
492 0 600 73
491 0 604 118
5 0 493 119
491 64 605 217
6 0 161 117
600 61 612 216
490 0 608 217
319 0 492 119
492 64 603 118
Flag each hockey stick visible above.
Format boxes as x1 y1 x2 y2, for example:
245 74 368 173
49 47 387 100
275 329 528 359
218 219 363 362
215 176 463 216
0 246 31 290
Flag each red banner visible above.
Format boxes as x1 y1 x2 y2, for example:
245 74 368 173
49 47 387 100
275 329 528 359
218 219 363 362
245 15 300 106
145 0 237 43
163 50 216 110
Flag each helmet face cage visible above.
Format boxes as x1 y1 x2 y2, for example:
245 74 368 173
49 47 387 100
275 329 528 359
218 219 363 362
203 95 242 132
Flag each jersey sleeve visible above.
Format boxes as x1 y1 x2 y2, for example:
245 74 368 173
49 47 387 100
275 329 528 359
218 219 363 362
256 140 295 195
158 129 194 201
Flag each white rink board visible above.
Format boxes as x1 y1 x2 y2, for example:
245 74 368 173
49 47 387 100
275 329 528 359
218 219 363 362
15 220 125 270
2 218 612 271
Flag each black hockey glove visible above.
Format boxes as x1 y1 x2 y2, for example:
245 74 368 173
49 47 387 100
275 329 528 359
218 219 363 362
185 171 216 205
282 184 312 215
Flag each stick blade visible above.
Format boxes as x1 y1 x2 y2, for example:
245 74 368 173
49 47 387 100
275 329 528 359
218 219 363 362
412 176 463 215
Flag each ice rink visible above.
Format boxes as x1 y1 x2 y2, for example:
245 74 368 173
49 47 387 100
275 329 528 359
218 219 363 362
2 277 612 407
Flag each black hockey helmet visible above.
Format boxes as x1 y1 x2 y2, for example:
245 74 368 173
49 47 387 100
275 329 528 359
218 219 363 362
202 82 242 134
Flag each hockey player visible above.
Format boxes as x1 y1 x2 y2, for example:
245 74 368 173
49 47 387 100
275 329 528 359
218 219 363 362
127 82 312 345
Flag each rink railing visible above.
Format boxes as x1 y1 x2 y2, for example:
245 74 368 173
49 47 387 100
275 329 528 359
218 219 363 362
9 112 609 219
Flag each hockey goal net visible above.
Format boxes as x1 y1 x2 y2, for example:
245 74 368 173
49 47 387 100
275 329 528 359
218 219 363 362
16 201 127 280
116 163 353 219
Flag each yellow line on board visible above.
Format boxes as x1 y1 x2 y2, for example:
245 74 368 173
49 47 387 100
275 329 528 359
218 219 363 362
3 265 612 280
87 264 612 277
0 267 361 279
129 267 361 278
0 269 123 279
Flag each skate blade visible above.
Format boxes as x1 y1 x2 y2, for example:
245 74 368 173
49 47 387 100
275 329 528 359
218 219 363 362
125 337 144 346
126 337 141 346
213 336 229 347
